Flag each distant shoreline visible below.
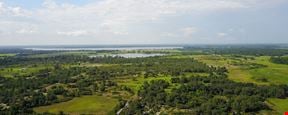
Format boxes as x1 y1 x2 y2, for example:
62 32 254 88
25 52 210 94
23 46 183 51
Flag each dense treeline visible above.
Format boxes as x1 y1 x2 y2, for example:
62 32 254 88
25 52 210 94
184 44 288 56
270 56 288 64
124 74 288 114
0 55 88 67
0 66 122 114
0 55 218 76
210 48 288 56
0 54 218 114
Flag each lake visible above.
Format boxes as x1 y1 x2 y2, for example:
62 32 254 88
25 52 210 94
89 53 166 58
24 46 183 51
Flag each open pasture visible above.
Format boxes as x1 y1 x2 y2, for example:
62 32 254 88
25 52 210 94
34 95 118 114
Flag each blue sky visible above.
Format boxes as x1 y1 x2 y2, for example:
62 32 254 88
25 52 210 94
0 0 287 45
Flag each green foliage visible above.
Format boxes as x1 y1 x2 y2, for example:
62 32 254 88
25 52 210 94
1 48 288 114
0 52 216 114
125 75 288 114
270 56 288 64
34 95 118 114
203 48 288 56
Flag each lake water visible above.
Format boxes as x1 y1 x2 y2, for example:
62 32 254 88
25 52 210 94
24 46 183 51
89 53 166 58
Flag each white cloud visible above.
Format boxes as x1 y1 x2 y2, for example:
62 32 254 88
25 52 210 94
113 31 129 35
0 2 3 14
9 7 24 16
0 2 7 15
0 21 38 35
57 30 89 37
160 32 178 37
27 0 275 35
161 27 198 38
0 2 30 16
0 0 286 45
16 28 36 34
217 32 228 37
42 0 58 9
181 27 198 37
81 0 253 26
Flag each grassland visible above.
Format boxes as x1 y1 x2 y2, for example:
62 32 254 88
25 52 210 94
267 98 288 114
115 72 208 94
34 95 118 114
115 75 172 92
228 66 260 84
0 53 16 57
0 64 52 78
171 55 258 83
248 56 288 84
185 54 288 113
180 55 288 85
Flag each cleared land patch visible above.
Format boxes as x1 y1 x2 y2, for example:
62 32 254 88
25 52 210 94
115 75 172 92
190 55 288 113
248 56 288 84
267 98 288 114
0 53 16 57
189 55 288 85
0 65 52 78
34 95 118 114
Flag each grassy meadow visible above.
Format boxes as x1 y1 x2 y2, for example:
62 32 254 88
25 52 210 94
188 55 288 85
248 56 288 84
187 54 288 114
0 64 52 78
115 75 172 92
267 98 288 114
34 95 118 114
0 53 16 57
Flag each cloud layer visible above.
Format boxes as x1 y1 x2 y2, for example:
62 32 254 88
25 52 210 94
0 0 286 45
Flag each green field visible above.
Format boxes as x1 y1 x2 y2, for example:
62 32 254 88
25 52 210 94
115 75 172 92
189 55 288 85
188 55 288 113
0 65 52 78
174 55 254 82
267 98 288 114
34 95 118 114
228 66 261 84
248 56 288 84
0 53 16 57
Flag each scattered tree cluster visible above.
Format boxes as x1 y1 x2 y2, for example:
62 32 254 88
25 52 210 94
270 56 288 64
0 53 216 114
124 74 288 114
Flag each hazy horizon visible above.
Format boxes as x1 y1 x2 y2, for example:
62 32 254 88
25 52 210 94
1 43 288 47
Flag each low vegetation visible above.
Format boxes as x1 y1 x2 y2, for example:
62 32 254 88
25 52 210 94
270 56 288 65
1 46 288 114
34 95 118 114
